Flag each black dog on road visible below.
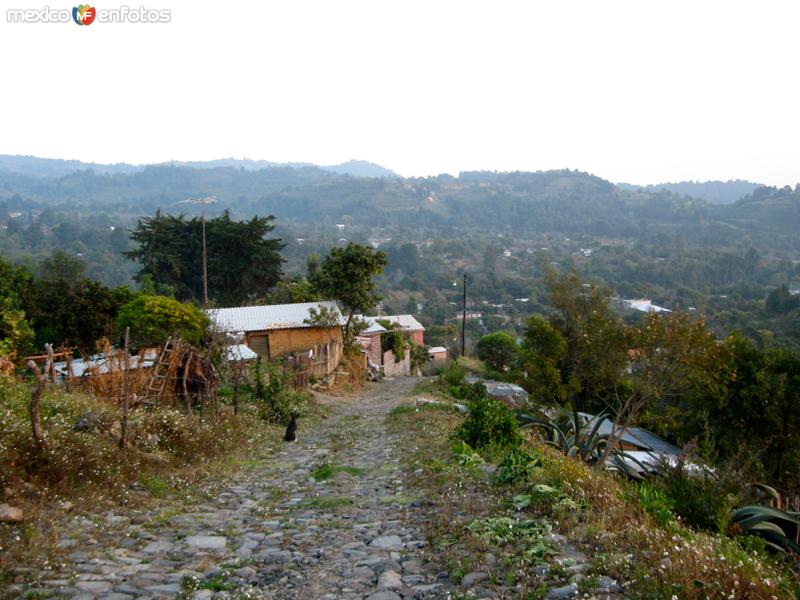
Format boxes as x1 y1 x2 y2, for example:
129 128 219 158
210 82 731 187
284 413 298 442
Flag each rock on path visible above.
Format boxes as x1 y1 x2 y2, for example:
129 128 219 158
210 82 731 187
9 378 455 599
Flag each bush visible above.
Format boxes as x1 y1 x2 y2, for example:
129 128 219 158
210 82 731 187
441 361 467 386
117 294 208 346
651 463 741 533
496 447 542 485
476 331 518 372
453 383 521 450
0 379 264 495
251 359 308 424
440 362 470 399
637 483 675 527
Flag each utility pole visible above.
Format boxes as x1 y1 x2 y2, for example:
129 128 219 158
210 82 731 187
461 273 467 357
172 196 217 305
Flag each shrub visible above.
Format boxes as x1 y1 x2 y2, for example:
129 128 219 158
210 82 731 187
117 294 208 346
251 359 308 424
441 361 467 386
454 383 521 450
440 362 470 399
496 447 542 485
651 463 741 533
476 331 518 372
637 483 675 527
0 379 265 495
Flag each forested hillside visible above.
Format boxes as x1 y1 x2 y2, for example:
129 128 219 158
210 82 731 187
618 179 762 205
1 161 798 346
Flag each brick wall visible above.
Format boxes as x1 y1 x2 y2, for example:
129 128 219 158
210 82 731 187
246 326 343 377
382 347 411 377
356 332 382 366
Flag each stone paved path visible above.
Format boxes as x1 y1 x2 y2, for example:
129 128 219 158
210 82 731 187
15 378 456 600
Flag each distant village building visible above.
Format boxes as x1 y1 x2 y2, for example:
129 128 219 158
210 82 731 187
359 314 425 345
356 320 387 367
207 301 345 378
623 299 672 314
427 346 448 361
355 314 426 377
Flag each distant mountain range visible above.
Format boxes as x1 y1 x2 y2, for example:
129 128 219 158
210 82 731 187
0 155 400 179
617 179 763 205
1 160 797 245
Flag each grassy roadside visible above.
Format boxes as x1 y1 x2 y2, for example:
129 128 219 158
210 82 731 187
0 378 326 587
387 392 800 599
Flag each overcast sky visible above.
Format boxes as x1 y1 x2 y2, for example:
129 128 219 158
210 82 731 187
1 0 798 186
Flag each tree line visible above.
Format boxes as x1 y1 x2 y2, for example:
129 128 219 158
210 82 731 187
477 267 800 496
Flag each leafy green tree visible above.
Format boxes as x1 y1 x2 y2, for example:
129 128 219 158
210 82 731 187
0 297 33 358
39 249 86 282
683 334 800 493
310 242 388 340
543 267 627 412
615 312 725 438
0 257 33 307
518 315 568 403
117 295 208 346
126 210 284 305
26 278 135 353
266 278 320 304
766 285 800 316
476 331 518 372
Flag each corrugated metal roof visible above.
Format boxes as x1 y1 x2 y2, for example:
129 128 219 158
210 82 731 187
360 314 425 331
362 321 387 334
580 412 682 456
226 344 259 361
207 301 344 333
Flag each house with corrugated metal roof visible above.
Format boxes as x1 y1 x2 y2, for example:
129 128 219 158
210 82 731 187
359 314 425 345
207 301 345 378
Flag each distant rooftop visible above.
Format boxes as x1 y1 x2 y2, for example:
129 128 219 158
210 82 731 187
360 314 425 331
624 299 672 314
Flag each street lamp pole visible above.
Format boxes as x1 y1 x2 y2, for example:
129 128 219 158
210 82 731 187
172 196 217 305
201 201 209 305
461 273 467 357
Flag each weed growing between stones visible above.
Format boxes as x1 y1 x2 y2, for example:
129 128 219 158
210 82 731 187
310 463 365 482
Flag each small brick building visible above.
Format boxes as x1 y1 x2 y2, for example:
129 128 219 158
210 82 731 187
207 301 344 378
360 314 425 345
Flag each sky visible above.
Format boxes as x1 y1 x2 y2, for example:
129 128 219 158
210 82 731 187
1 0 798 186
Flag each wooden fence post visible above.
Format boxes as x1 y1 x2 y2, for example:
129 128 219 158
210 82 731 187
120 327 130 449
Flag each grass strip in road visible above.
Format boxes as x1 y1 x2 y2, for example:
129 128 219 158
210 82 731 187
311 464 366 482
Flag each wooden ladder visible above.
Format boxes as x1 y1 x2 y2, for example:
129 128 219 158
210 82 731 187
143 338 179 403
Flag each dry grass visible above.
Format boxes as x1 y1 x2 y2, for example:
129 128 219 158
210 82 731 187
0 377 285 584
388 403 800 599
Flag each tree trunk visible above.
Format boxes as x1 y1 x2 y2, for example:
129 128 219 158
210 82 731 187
120 327 130 449
232 359 242 415
182 355 191 416
26 359 46 446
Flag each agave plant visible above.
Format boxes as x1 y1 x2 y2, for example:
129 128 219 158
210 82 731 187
518 405 611 463
518 405 655 480
731 483 800 555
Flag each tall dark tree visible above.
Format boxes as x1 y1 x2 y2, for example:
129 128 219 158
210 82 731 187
126 209 284 305
20 251 130 352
